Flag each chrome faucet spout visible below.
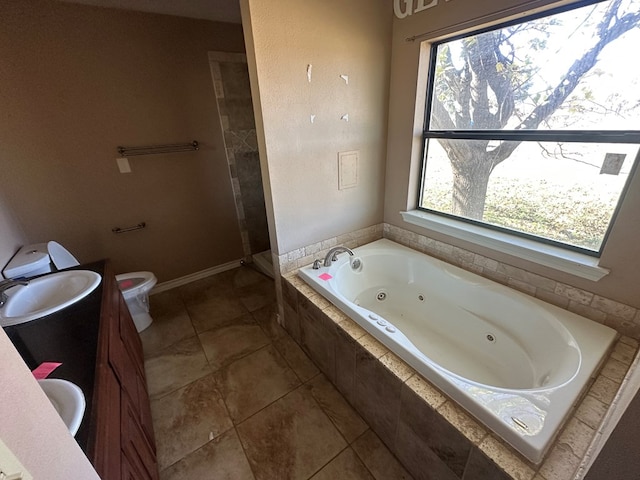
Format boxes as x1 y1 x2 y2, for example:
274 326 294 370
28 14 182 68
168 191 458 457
0 279 29 308
323 246 354 267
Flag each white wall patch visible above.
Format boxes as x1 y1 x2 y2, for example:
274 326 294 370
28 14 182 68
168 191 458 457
338 151 359 190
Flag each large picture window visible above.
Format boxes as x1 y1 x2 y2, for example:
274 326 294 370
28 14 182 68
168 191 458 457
419 0 640 255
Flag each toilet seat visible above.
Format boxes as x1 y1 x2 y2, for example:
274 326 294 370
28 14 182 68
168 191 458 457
47 241 80 269
116 271 157 297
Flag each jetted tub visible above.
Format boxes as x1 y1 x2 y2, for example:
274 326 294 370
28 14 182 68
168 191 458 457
298 239 616 463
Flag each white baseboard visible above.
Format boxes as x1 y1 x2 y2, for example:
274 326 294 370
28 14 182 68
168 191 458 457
150 259 243 294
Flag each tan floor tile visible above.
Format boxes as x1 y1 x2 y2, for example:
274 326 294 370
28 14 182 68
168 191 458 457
311 448 374 480
199 317 270 370
252 302 286 340
160 428 254 480
273 334 320 382
351 427 411 479
305 374 368 443
187 294 249 333
150 289 187 318
237 386 347 480
215 345 301 423
140 306 196 358
178 270 236 304
145 336 211 399
235 279 276 312
232 266 269 289
151 374 233 470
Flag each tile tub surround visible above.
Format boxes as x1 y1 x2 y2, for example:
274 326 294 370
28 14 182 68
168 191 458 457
282 272 639 480
276 224 385 275
382 223 640 341
275 222 639 342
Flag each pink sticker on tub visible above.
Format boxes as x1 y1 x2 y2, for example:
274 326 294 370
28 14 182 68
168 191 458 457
32 362 62 380
319 273 333 281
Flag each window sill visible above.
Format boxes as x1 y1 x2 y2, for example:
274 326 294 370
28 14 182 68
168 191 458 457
400 210 610 281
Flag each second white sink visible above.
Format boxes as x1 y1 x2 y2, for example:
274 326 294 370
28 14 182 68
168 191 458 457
38 378 86 436
0 270 101 327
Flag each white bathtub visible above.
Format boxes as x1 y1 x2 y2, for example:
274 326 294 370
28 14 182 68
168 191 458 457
298 239 616 463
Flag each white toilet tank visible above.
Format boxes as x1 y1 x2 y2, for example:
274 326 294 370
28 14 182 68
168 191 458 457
3 241 157 333
3 241 80 279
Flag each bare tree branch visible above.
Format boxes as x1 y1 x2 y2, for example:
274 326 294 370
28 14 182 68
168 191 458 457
492 4 640 162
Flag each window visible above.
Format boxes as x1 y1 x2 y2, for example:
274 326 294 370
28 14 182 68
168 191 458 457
419 0 640 256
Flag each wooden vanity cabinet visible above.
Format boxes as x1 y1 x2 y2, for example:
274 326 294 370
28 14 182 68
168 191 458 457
88 261 159 480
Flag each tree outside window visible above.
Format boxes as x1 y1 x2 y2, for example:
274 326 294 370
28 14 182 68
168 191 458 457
420 0 640 254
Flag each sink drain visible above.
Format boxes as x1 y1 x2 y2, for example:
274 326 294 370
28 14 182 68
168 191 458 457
376 291 387 301
486 333 496 343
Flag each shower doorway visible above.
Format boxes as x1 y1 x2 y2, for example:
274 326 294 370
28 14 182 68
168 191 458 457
208 51 273 278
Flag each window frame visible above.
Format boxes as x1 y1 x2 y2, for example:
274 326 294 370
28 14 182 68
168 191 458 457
417 0 640 258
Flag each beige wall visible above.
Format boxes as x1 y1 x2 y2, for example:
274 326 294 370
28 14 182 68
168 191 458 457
0 329 100 479
384 0 640 309
240 0 392 255
0 0 246 282
0 193 26 279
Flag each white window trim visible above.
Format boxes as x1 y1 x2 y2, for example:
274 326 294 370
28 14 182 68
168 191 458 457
401 210 610 281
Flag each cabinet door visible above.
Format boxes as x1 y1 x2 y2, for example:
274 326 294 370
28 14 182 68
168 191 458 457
119 296 145 375
121 390 158 480
135 370 156 449
117 295 156 450
108 322 138 400
91 364 121 479
121 454 147 480
94 263 159 480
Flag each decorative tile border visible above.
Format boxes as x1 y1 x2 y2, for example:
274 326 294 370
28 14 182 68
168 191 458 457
382 223 640 341
280 272 639 480
276 224 384 274
274 222 639 341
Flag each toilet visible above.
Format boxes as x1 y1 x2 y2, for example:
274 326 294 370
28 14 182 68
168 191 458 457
3 241 157 332
115 272 157 332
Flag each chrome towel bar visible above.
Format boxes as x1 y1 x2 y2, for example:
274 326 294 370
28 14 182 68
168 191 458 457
117 141 198 157
112 222 146 234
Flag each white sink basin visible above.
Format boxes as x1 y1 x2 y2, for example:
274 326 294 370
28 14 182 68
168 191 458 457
38 378 86 436
0 270 101 326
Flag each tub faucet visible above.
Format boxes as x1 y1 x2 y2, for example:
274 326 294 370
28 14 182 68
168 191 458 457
323 246 354 267
0 279 28 308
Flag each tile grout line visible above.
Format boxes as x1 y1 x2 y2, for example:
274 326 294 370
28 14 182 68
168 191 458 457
156 423 238 475
231 351 304 426
148 270 274 477
233 423 259 480
196 321 272 374
305 445 351 479
152 270 384 477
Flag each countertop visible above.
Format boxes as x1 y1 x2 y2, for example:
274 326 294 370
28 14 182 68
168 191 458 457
3 261 106 452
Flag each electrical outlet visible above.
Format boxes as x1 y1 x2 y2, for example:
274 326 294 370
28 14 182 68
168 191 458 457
0 438 32 480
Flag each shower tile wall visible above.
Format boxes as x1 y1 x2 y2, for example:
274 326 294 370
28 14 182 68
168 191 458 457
209 52 270 257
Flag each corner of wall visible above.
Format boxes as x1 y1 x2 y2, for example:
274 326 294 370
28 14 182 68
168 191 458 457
0 194 26 278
